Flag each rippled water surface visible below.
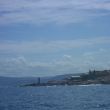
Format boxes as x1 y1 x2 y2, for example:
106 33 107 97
0 85 110 110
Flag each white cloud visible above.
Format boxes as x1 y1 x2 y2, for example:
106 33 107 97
63 55 72 59
0 56 54 77
0 37 110 54
0 47 110 77
0 0 110 25
0 37 110 76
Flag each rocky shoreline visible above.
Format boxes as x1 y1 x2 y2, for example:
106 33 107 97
22 70 110 87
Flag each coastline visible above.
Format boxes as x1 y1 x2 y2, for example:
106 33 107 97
22 70 110 87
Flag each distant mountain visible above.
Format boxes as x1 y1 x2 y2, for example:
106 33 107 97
0 73 82 87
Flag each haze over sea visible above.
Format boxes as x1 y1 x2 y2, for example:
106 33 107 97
0 78 110 110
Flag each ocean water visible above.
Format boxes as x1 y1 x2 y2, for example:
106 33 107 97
0 84 110 110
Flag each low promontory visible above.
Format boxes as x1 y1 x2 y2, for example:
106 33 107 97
22 70 110 87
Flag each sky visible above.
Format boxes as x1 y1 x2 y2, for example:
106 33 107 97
0 0 110 77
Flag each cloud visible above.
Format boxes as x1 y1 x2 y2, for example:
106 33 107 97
0 56 79 77
63 55 72 59
0 0 110 25
0 47 110 77
0 37 110 54
0 37 110 76
0 56 54 77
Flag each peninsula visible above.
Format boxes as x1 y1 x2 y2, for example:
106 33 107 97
22 70 110 87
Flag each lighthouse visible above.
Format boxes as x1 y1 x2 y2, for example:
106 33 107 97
38 77 40 84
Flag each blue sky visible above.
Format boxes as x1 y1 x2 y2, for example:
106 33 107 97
0 0 110 77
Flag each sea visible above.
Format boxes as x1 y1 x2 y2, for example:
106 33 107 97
0 79 110 110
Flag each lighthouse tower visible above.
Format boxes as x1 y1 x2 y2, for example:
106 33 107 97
38 77 40 84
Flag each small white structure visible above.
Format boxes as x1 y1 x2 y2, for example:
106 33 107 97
70 75 81 80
